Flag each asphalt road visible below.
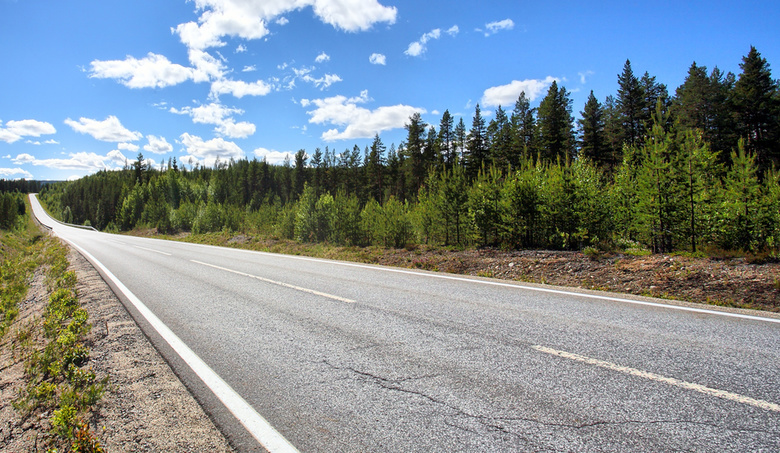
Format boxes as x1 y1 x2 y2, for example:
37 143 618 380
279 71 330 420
30 195 780 452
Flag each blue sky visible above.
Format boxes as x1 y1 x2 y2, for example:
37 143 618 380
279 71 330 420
1 0 778 181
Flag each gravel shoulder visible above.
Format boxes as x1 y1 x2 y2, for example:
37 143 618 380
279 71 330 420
0 244 235 452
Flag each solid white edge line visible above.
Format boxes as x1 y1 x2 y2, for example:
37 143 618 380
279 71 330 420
191 260 355 303
532 345 780 412
65 241 300 453
211 246 780 325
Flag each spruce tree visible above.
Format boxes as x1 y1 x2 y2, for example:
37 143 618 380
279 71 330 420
537 81 575 163
510 92 538 162
578 90 607 167
732 46 780 174
465 104 488 179
617 60 646 146
438 110 455 167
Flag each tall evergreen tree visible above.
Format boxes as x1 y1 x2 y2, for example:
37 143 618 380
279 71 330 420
404 112 428 192
510 92 538 162
732 46 780 173
617 60 646 146
438 110 456 168
577 90 608 167
537 81 575 162
465 104 488 179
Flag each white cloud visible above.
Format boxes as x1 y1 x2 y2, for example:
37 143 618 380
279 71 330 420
0 167 34 179
484 19 514 36
89 52 195 88
481 76 558 107
315 52 330 63
242 65 257 72
369 53 386 65
12 151 128 171
405 28 441 57
236 44 247 53
118 142 140 152
188 49 227 82
302 73 342 90
44 139 60 145
64 116 142 142
276 17 289 26
210 78 272 98
578 70 595 84
171 102 256 139
144 135 173 154
302 90 424 141
174 0 396 51
446 25 459 36
216 120 256 139
179 133 244 167
0 119 57 144
254 147 294 165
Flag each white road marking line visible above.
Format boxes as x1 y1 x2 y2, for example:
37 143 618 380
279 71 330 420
192 260 356 303
214 247 780 325
532 345 780 413
134 245 172 256
64 243 300 453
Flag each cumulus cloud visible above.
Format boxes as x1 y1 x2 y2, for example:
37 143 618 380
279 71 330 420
254 147 295 165
210 78 272 99
483 19 514 36
301 90 424 141
315 52 330 63
179 133 244 167
369 53 386 65
481 76 558 107
236 44 247 53
174 0 396 51
170 103 256 139
446 25 459 36
276 17 289 26
0 167 34 179
0 119 57 144
405 28 441 57
242 65 257 72
64 116 142 143
89 53 195 89
118 142 140 152
12 151 129 171
144 135 173 154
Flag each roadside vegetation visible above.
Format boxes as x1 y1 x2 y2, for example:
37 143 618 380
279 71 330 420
1 194 106 452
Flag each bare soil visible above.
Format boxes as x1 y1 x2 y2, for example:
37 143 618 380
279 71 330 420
367 247 780 312
0 247 235 452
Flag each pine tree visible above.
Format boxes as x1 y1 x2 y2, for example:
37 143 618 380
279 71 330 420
732 46 780 173
453 117 467 168
718 139 762 251
674 129 719 252
404 112 428 192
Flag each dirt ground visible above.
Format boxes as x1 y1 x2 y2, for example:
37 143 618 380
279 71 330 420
0 247 235 452
358 247 780 312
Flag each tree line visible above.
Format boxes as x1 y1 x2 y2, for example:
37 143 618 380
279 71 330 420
39 46 780 254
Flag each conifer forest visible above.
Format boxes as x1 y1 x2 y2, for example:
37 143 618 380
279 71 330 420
22 48 780 255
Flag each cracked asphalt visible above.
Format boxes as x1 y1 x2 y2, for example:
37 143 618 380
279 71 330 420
32 196 780 452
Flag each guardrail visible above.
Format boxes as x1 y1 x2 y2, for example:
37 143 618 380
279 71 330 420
30 194 98 232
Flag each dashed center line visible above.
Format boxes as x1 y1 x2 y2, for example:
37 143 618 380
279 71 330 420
134 245 172 256
532 345 780 413
191 260 356 304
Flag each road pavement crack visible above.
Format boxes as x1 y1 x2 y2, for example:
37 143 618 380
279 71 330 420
318 360 778 440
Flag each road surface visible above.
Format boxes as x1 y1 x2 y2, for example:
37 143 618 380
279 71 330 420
30 194 780 452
